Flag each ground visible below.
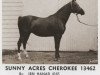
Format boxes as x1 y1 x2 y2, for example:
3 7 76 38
2 50 98 64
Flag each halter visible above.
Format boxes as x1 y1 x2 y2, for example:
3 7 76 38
76 14 97 26
70 1 97 27
70 1 80 14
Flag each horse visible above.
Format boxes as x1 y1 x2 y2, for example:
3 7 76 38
17 0 85 61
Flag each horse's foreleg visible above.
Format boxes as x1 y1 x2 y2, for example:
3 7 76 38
17 38 22 61
54 35 62 61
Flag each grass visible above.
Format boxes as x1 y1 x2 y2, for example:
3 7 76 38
2 50 98 64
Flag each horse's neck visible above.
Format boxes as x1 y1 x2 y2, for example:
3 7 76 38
54 3 71 25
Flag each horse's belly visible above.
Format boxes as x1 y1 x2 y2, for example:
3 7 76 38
33 31 53 37
31 25 53 37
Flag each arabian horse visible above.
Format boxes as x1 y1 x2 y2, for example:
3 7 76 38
17 0 85 61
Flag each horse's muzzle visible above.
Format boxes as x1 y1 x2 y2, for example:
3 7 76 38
80 8 85 15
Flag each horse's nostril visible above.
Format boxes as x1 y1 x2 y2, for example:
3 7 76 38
83 11 85 15
82 11 85 15
82 9 85 15
79 9 85 15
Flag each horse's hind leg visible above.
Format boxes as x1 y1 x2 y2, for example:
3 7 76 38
17 37 22 60
23 33 30 58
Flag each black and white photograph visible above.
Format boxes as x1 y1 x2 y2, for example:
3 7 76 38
2 0 98 64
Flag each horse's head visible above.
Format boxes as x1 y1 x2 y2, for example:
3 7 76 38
70 0 85 15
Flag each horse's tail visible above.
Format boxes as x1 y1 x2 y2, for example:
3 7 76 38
18 16 22 28
18 16 23 36
18 16 22 21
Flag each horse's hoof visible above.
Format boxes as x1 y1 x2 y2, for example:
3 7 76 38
25 55 29 58
17 53 22 61
18 57 22 61
23 51 29 58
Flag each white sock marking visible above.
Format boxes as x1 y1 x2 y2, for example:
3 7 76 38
24 50 29 58
18 53 22 61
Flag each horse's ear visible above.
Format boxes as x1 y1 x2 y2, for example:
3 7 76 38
72 0 76 2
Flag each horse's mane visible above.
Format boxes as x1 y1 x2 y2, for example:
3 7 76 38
55 2 71 15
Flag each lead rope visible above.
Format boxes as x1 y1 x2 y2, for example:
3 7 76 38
76 14 97 27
